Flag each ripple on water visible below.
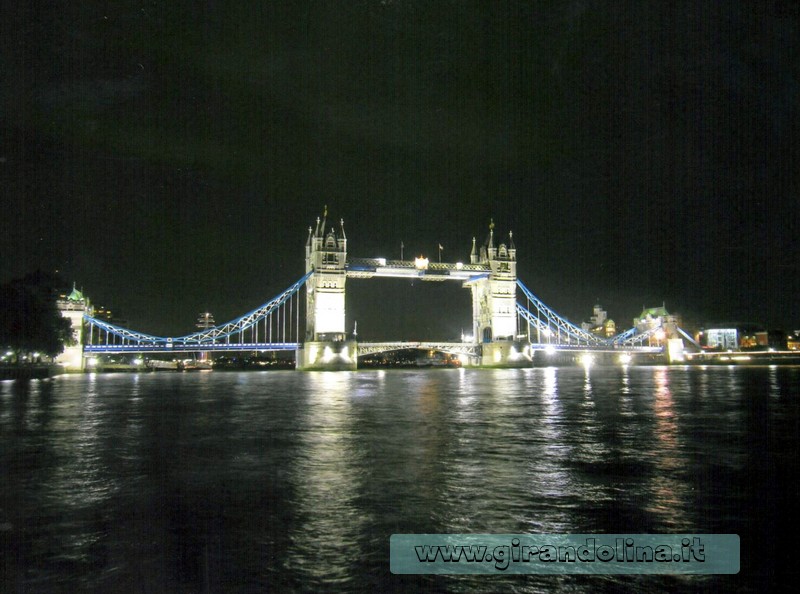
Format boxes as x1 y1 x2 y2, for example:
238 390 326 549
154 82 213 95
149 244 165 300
0 367 794 593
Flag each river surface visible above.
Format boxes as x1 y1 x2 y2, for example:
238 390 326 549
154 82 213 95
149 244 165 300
1 366 798 593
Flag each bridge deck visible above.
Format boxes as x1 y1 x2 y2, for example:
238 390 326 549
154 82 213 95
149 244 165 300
83 341 663 356
346 258 489 281
84 343 298 354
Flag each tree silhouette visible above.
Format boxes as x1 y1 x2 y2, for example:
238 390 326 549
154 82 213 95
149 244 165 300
0 271 74 361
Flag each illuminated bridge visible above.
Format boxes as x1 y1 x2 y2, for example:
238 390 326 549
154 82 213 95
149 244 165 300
73 211 696 370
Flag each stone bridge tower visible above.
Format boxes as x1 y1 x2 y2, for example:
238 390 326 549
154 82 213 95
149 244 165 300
469 221 519 365
297 208 357 370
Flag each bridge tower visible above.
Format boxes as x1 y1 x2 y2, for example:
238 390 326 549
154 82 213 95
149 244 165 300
296 209 357 370
56 284 90 371
469 222 521 365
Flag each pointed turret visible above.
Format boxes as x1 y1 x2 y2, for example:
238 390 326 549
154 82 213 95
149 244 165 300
338 218 347 251
485 219 496 261
470 237 478 264
67 282 85 303
320 204 328 237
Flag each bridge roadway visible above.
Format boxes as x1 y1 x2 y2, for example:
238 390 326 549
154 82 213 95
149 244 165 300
84 341 661 356
345 258 489 282
357 342 480 357
82 342 481 356
84 342 299 354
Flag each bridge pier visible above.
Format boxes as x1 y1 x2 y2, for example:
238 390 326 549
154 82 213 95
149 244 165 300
480 341 530 367
296 340 358 371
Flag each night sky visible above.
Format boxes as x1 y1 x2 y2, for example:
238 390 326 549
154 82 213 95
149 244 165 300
2 2 798 338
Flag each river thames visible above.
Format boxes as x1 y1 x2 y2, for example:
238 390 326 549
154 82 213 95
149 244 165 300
1 366 797 592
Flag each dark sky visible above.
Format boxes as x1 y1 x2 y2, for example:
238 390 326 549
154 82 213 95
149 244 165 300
1 1 798 338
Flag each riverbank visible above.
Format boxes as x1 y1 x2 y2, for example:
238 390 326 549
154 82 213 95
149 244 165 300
0 364 62 380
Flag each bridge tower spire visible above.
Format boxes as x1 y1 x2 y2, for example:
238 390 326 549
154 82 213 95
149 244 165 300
297 208 357 370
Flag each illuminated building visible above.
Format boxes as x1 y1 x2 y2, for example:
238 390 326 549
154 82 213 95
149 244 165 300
196 312 216 329
788 331 800 351
581 303 616 338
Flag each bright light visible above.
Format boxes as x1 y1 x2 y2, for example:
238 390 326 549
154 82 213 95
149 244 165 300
87 357 98 367
314 292 346 333
493 349 502 363
544 345 556 355
322 346 335 363
132 358 143 366
376 258 386 266
456 262 463 270
580 354 594 368
414 256 429 269
619 353 632 365
461 333 474 342
654 329 666 341
458 354 469 365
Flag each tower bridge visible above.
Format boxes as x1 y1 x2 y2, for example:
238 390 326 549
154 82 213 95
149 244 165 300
73 210 684 371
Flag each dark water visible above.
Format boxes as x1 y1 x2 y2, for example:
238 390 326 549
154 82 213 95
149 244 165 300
1 366 798 593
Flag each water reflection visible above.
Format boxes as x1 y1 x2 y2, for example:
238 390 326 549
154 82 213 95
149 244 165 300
0 367 795 592
618 366 634 418
519 369 580 533
644 368 691 529
288 373 368 586
768 366 780 398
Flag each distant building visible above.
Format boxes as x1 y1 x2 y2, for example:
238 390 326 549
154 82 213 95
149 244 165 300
197 312 216 330
582 303 616 338
91 305 128 328
788 331 800 351
697 323 775 350
702 328 739 350
55 284 90 370
634 305 681 338
634 306 670 330
766 330 788 350
602 319 616 338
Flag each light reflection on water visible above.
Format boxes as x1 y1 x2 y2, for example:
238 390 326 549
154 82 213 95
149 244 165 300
1 366 798 592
